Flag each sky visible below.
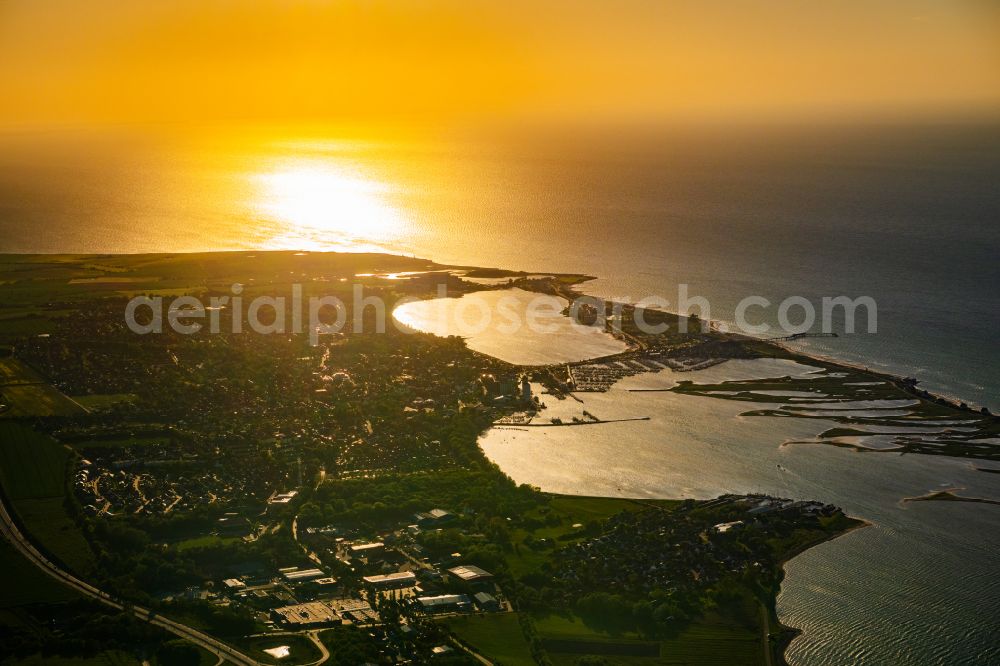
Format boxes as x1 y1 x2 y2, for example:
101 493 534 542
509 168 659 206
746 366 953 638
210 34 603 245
1 0 999 129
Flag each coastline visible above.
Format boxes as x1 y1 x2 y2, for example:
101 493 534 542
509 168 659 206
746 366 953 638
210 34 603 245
2 248 987 415
769 518 872 666
903 490 1000 507
4 250 995 665
563 277 992 416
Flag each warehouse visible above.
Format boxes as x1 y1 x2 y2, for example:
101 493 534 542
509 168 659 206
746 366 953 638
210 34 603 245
362 571 417 589
447 564 493 582
417 594 472 614
271 601 341 628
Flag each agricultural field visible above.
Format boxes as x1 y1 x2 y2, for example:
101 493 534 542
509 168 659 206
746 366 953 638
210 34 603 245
0 422 70 498
536 612 763 666
0 357 46 384
0 539 78 608
0 383 88 418
0 310 67 343
174 534 242 552
0 423 96 575
69 394 137 411
66 434 169 450
0 357 86 417
13 498 96 575
656 619 762 666
447 612 536 666
7 651 141 666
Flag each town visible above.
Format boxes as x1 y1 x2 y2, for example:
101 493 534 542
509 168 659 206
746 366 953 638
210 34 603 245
0 253 873 665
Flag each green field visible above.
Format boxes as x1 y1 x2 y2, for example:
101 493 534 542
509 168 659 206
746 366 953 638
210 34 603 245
0 539 78 608
14 498 97 574
0 357 87 417
0 313 61 341
69 435 170 449
534 613 763 666
174 534 242 551
7 651 142 666
70 394 138 411
241 634 323 665
656 621 762 666
447 613 536 666
535 613 649 644
0 383 88 418
0 357 46 385
0 422 96 575
0 422 70 498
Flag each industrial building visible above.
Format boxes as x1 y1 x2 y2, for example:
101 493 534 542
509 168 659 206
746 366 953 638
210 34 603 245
414 508 455 526
349 542 385 558
447 564 493 582
281 567 326 582
271 601 341 628
332 597 380 624
473 591 501 612
362 571 417 589
417 594 472 613
268 490 298 505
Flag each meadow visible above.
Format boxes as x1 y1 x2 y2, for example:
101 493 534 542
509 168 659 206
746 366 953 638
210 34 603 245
447 612 537 666
0 539 78 608
0 357 88 418
0 422 96 574
535 613 762 666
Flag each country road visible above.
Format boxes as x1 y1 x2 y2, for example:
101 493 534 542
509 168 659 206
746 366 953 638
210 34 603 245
0 495 263 666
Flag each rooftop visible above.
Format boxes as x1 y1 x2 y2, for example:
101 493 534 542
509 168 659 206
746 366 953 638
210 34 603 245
448 564 493 582
418 594 471 609
282 567 325 581
269 490 299 505
363 571 417 587
272 601 340 626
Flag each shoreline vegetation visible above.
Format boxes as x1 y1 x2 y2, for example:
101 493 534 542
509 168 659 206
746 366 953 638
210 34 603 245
902 490 1000 507
439 262 998 464
0 250 993 666
404 259 990 414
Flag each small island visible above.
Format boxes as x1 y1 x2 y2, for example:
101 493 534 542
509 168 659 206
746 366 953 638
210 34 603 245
903 490 1000 507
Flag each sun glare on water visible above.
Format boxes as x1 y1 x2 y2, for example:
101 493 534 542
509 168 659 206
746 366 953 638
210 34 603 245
253 161 408 251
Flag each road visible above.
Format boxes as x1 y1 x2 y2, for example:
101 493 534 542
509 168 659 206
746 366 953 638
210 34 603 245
248 629 330 666
305 630 330 666
290 516 323 566
450 637 493 665
759 602 773 666
0 495 262 666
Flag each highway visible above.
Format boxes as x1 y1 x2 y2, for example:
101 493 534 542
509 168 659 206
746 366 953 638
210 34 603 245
0 495 263 666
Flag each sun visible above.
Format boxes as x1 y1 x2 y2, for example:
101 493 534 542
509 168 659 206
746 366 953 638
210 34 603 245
254 161 408 249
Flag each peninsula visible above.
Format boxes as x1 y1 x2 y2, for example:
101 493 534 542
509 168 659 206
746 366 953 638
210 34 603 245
1 251 993 666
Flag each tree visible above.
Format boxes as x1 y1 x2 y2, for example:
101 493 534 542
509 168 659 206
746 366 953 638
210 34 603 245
156 640 201 666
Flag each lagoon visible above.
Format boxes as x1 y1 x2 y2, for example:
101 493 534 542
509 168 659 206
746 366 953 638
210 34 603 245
392 288 627 365
390 288 1000 664
478 360 1000 665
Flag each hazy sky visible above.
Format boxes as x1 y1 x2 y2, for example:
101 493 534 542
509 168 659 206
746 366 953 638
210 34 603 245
1 0 998 128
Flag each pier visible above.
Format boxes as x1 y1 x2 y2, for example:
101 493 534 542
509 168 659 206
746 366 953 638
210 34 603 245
491 416 650 427
769 332 839 342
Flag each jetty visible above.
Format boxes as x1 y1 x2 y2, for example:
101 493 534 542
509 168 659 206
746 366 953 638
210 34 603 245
769 332 839 342
491 416 650 427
